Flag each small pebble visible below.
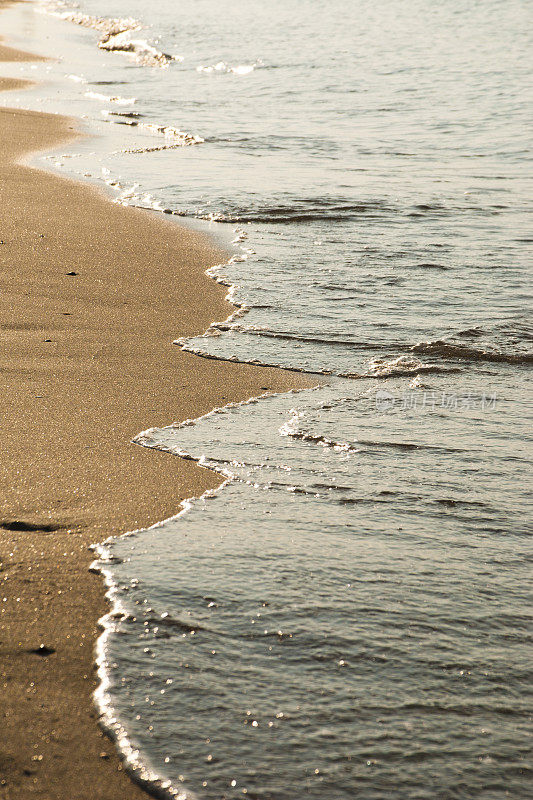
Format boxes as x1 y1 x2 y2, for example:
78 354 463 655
29 644 56 657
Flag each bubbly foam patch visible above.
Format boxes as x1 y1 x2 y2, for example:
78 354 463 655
85 91 136 105
41 3 175 68
196 60 263 75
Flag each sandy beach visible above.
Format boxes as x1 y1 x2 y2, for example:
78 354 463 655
0 14 310 799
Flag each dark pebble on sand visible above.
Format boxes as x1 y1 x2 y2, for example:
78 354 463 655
28 644 56 657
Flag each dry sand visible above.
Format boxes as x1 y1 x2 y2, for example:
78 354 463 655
0 16 311 800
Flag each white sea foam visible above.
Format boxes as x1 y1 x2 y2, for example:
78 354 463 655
85 91 136 105
364 355 444 378
279 408 359 452
196 60 262 75
92 495 217 800
40 3 174 68
101 115 204 151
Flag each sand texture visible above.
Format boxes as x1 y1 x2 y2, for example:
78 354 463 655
0 17 311 799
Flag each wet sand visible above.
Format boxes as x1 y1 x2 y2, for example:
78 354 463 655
0 16 311 800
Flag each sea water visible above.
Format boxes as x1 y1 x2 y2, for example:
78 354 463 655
1 0 531 797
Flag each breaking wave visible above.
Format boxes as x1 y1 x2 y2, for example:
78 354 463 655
41 4 176 68
101 116 204 151
412 340 533 365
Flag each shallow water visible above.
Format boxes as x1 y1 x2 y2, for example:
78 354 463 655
2 0 532 797
99 373 533 798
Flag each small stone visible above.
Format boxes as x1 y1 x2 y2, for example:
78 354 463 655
29 644 56 657
66 271 78 276
99 752 110 760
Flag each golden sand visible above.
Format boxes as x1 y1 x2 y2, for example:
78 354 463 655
0 14 311 798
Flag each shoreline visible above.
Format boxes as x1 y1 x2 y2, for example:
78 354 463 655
0 13 312 800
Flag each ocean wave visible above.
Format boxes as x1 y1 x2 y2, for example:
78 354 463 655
182 194 505 224
111 190 502 227
279 414 360 454
106 110 144 119
411 340 533 365
364 355 452 378
177 330 456 380
205 198 392 224
103 117 204 151
146 196 392 224
203 322 532 373
176 339 331 376
43 5 175 68
279 410 462 455
208 324 371 347
99 30 174 68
